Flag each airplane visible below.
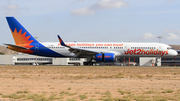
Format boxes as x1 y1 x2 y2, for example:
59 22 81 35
5 17 178 66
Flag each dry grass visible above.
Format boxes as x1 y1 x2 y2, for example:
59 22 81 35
0 65 180 101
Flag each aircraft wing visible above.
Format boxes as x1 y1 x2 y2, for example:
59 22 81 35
4 44 28 50
68 47 100 54
57 35 100 57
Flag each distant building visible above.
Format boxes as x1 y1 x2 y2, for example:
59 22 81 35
0 54 85 66
161 50 180 66
0 50 180 66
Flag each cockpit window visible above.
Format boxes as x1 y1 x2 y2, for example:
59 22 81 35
167 47 174 50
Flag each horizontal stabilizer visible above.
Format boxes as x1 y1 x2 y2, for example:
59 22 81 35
4 44 28 50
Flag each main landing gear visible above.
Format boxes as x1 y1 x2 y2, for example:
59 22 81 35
154 63 157 66
83 62 93 66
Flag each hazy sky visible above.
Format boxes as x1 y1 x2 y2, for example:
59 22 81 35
0 0 180 45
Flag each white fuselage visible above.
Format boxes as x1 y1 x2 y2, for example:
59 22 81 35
39 42 177 57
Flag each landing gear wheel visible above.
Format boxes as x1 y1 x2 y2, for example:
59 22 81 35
83 62 88 66
88 62 93 66
83 62 93 66
155 63 157 66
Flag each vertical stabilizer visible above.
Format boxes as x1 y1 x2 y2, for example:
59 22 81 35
6 17 38 45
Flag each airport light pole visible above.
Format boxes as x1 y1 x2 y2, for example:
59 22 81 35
157 36 163 43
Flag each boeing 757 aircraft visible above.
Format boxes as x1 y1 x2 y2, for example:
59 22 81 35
5 17 178 65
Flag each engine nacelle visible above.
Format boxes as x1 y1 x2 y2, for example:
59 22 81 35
95 53 115 62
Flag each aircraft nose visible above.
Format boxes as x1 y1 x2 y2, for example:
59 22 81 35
169 50 178 56
175 50 178 55
173 50 178 56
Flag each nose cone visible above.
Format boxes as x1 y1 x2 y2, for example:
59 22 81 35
175 50 178 56
168 50 178 56
172 50 178 56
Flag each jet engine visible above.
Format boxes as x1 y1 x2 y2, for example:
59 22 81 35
95 53 115 62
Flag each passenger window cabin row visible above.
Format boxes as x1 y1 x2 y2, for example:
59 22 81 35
131 47 156 49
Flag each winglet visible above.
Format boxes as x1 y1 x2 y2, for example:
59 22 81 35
57 35 66 46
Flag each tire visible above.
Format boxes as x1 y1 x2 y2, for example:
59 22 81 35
155 63 157 66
